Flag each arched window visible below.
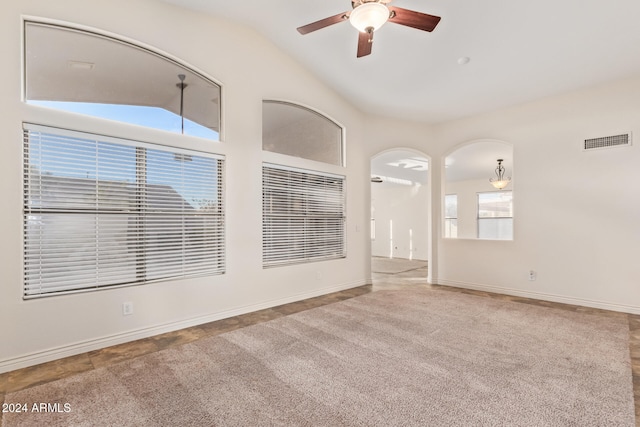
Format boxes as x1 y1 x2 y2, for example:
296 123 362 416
261 101 346 267
25 22 221 140
22 22 225 298
262 100 343 166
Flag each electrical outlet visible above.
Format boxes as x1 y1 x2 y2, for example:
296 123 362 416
528 270 537 281
122 301 134 316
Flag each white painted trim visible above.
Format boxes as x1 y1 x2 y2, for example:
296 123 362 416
436 279 640 315
0 280 368 374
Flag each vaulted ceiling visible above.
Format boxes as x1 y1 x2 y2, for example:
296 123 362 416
158 0 640 182
163 0 640 124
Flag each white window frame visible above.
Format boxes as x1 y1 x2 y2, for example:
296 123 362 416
22 20 226 298
22 124 225 298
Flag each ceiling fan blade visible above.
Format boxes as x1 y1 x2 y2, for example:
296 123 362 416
357 30 373 58
387 6 441 32
297 11 350 35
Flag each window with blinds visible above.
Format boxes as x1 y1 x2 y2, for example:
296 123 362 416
262 164 345 267
23 124 225 298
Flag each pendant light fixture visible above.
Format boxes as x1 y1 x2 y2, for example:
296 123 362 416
489 159 511 189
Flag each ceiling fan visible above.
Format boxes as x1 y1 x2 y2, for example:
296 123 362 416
297 0 441 58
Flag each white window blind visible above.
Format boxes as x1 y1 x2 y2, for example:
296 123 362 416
262 164 345 267
23 125 225 298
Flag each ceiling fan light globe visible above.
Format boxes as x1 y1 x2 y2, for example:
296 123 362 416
349 2 390 32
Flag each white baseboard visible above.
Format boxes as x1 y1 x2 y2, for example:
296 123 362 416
0 280 368 374
435 279 640 315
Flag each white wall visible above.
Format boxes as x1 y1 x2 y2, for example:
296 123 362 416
432 75 640 313
0 0 371 372
371 182 429 260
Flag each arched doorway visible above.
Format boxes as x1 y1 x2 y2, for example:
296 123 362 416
370 149 431 285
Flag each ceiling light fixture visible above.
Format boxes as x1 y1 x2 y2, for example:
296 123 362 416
489 159 511 189
349 1 390 33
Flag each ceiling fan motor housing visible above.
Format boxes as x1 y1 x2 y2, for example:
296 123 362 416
297 0 441 58
349 1 390 33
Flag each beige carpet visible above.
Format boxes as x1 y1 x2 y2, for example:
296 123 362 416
371 257 427 274
2 289 634 426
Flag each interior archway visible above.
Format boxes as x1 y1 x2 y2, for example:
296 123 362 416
370 148 431 284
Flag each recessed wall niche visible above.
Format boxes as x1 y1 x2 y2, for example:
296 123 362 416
444 140 514 240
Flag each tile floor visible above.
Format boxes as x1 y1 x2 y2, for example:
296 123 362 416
1 260 639 424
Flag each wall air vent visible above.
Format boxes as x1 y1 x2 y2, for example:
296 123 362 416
583 133 632 151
